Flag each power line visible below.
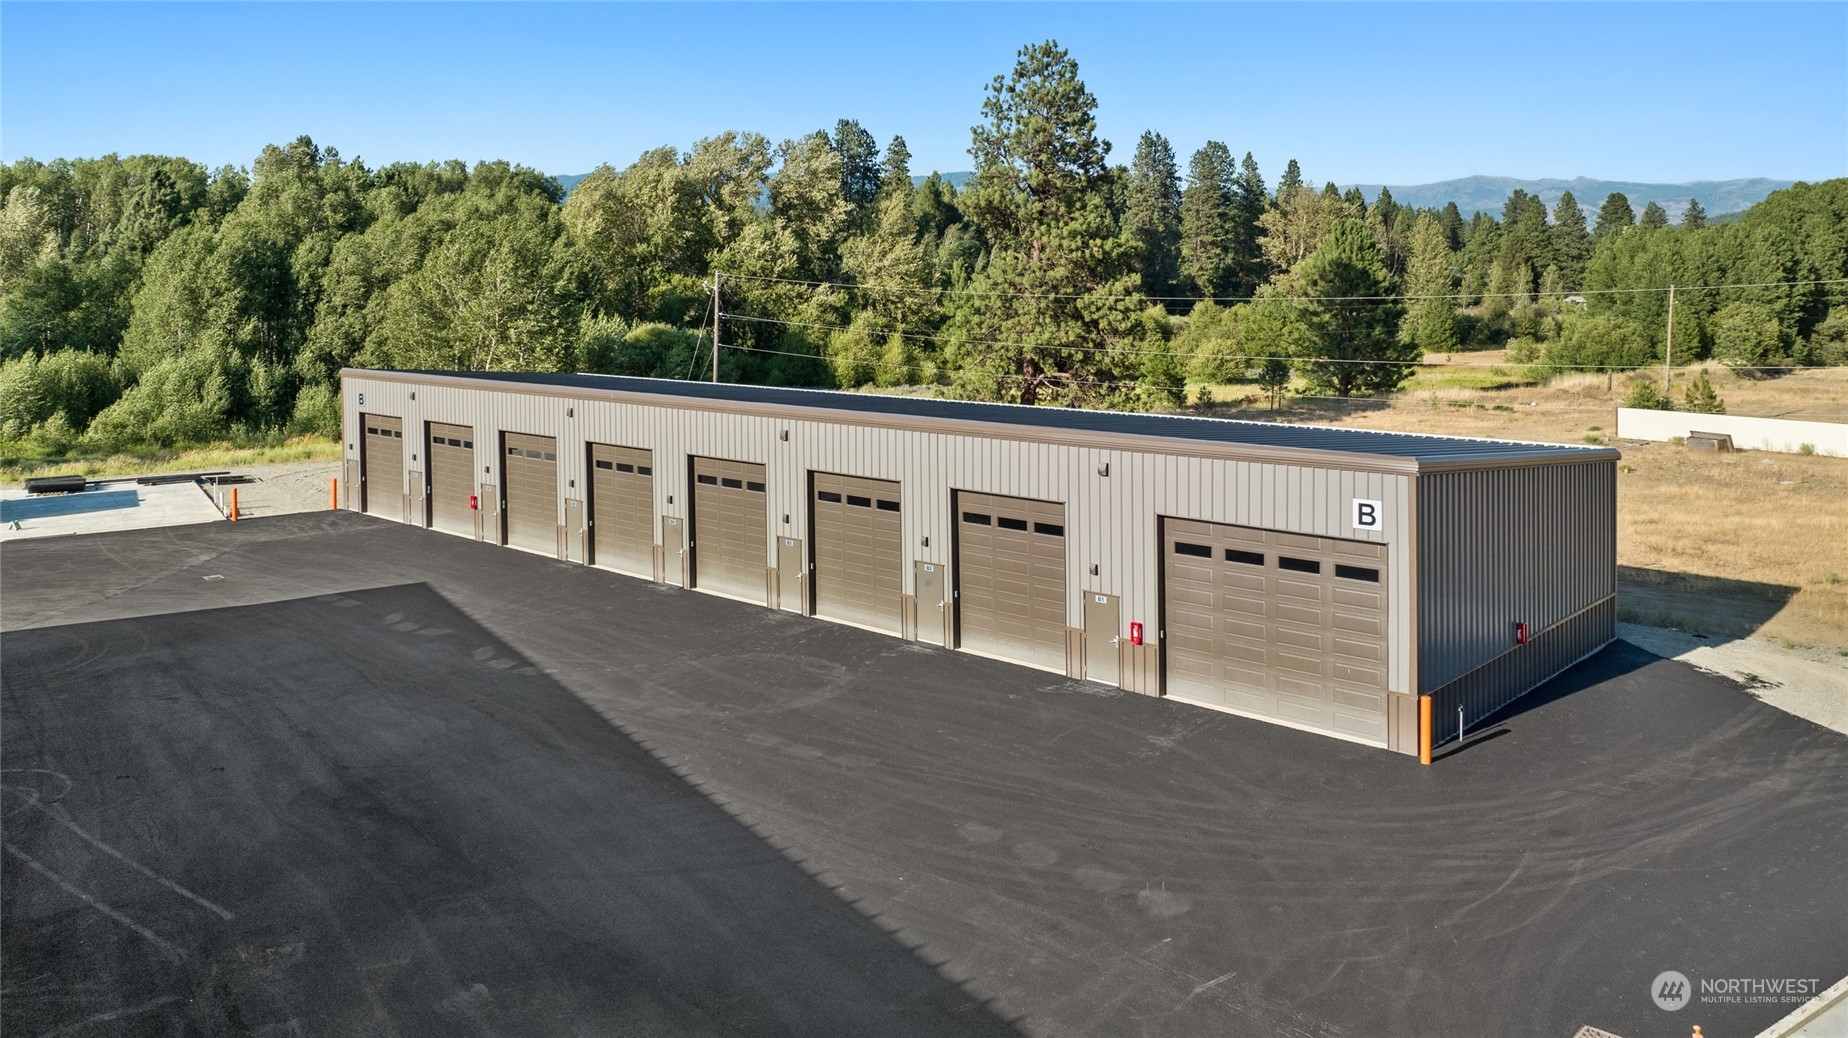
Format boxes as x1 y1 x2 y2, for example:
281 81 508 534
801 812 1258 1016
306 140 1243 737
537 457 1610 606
715 270 1848 305
718 310 1846 372
712 341 1768 412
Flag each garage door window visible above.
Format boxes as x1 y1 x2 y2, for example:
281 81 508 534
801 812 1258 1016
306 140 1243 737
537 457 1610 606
1034 522 1064 537
1225 548 1264 566
1278 556 1321 574
1174 541 1211 558
1336 564 1381 582
962 511 990 525
819 490 843 503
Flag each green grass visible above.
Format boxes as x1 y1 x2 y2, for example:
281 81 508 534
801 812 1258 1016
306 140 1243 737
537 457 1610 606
0 436 340 484
1400 364 1541 393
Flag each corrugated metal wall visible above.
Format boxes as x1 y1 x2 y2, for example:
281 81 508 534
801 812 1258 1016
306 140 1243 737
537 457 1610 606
1417 461 1618 734
344 375 1419 699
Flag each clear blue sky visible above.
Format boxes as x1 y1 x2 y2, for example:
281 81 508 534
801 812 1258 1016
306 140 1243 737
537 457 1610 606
4 2 1844 186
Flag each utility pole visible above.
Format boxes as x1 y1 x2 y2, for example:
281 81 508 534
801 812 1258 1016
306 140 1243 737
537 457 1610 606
710 273 721 383
1662 282 1675 398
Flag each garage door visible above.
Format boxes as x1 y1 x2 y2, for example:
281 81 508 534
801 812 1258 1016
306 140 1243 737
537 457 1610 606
1162 518 1388 743
427 422 475 537
955 491 1067 672
590 443 653 576
812 473 902 634
502 432 558 555
361 414 403 519
692 457 767 603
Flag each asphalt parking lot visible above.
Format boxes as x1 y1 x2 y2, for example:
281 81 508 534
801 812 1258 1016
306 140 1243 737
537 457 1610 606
4 512 1846 1038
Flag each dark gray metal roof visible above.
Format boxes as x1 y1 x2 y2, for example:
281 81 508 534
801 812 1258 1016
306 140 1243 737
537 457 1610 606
382 370 1618 466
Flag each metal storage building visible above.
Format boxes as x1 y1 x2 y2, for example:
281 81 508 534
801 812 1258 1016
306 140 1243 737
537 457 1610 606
342 369 1619 760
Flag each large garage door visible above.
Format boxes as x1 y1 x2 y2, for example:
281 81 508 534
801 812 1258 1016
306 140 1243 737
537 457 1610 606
427 422 475 537
692 457 767 603
502 432 558 554
590 443 654 576
955 491 1067 672
812 473 902 634
361 414 403 519
1163 518 1388 743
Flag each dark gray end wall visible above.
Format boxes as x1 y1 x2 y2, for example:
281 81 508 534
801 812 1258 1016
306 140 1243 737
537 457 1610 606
1418 461 1617 738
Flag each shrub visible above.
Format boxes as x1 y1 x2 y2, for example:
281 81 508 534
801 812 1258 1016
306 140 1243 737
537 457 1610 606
1681 369 1725 414
1624 379 1670 410
288 381 341 438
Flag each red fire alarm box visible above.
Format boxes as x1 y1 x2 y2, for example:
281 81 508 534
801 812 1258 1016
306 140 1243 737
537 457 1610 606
1129 621 1143 646
469 494 479 511
1515 621 1529 646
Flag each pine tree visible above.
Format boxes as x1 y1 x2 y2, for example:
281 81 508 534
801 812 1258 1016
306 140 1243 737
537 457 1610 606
829 119 881 210
1367 186 1407 277
1551 190 1591 290
1639 201 1669 230
1595 192 1635 239
879 136 911 199
1403 212 1457 354
1277 159 1303 200
950 40 1146 407
1439 202 1465 252
1296 218 1415 396
1179 142 1235 300
1342 186 1367 216
1124 130 1183 300
1682 197 1706 229
1230 152 1267 295
1682 368 1725 413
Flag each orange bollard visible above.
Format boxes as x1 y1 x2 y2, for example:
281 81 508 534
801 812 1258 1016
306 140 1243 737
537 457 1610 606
229 487 239 522
1418 695 1432 766
330 477 338 510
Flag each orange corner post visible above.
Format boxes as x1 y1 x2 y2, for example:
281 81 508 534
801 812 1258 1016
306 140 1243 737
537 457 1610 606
330 477 339 511
229 487 239 522
1418 695 1433 766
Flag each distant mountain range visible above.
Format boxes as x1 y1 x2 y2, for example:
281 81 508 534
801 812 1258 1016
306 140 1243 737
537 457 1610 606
551 170 1796 225
1335 176 1794 223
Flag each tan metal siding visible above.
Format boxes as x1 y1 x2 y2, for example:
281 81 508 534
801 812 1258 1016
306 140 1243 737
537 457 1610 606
342 374 1434 725
427 422 475 536
589 443 654 576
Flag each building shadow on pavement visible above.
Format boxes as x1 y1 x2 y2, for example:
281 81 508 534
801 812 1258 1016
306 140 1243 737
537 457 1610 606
1 583 1026 1038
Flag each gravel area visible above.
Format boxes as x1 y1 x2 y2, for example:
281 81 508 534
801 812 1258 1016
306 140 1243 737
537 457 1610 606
228 460 340 519
1619 621 1848 737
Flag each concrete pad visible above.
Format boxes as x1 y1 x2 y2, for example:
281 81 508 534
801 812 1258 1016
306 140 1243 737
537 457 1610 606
4 513 1846 1038
0 480 223 541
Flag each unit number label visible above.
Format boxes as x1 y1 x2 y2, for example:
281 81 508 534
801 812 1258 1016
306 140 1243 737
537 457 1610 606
1351 499 1383 531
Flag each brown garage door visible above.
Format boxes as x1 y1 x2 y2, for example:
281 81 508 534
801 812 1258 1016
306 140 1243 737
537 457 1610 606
502 432 558 554
1162 518 1388 744
590 443 653 576
955 491 1067 672
811 473 902 634
361 414 403 519
692 457 767 603
427 422 475 537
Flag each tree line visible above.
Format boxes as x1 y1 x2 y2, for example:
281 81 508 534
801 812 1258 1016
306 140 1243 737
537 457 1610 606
3 40 1845 458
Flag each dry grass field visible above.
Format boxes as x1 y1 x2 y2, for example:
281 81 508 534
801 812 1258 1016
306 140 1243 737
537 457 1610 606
1206 362 1848 651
